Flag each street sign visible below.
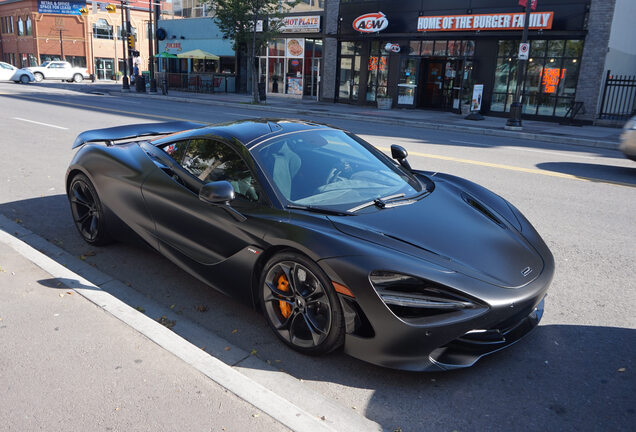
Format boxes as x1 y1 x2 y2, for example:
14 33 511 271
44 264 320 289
518 42 529 60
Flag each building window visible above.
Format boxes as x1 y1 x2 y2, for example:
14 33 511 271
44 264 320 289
338 41 361 102
65 56 87 68
93 19 114 39
490 39 583 117
25 16 32 35
366 41 389 102
17 17 24 36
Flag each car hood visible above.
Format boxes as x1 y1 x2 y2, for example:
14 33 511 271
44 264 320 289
328 183 543 288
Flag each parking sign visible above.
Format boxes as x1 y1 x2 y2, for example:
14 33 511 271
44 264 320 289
518 42 529 60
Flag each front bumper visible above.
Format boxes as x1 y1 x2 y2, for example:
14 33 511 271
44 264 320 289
320 246 554 371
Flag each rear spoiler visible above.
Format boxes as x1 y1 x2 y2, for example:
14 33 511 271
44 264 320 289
72 121 207 149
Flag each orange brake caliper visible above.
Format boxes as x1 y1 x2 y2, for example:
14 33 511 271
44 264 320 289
277 274 292 319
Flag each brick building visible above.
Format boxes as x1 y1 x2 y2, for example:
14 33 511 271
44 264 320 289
0 0 159 79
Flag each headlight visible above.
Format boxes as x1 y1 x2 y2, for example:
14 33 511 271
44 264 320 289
370 271 487 322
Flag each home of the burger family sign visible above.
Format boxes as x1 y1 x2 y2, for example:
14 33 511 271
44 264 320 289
353 12 389 33
417 12 553 31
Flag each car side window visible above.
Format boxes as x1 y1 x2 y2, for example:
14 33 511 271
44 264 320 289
161 140 188 164
181 139 260 202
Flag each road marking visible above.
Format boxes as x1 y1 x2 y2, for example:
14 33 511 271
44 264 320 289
377 146 636 188
450 139 606 160
12 117 68 130
450 139 482 146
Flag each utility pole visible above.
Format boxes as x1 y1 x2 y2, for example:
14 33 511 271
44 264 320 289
120 0 130 91
505 5 532 130
148 0 157 93
125 3 133 87
59 29 64 60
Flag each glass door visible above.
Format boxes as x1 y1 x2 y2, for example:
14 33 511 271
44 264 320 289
95 58 114 80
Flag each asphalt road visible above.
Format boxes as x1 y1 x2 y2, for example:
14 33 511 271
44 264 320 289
1 82 635 431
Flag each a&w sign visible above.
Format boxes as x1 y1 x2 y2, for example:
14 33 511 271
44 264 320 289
353 12 389 33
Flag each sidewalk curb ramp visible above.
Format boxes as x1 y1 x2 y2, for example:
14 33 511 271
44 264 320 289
110 91 620 151
0 214 382 432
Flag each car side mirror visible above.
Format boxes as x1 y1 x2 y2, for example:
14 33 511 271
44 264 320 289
199 180 235 204
391 144 412 171
199 181 246 222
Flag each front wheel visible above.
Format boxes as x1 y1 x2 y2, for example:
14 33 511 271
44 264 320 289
260 252 345 355
68 173 112 246
33 72 43 82
19 74 30 84
73 73 83 83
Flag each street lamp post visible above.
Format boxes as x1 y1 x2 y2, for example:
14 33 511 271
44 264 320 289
59 29 64 60
505 5 532 131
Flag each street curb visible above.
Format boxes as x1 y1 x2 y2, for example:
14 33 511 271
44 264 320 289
0 215 382 432
109 91 620 150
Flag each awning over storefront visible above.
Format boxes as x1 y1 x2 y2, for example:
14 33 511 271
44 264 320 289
176 49 220 60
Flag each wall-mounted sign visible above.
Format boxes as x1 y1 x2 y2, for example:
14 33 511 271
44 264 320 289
417 12 553 32
38 1 86 15
384 43 401 53
353 12 389 33
286 38 305 58
280 15 320 33
165 42 182 53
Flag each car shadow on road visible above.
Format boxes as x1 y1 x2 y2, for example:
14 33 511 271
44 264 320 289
2 195 635 431
536 161 636 186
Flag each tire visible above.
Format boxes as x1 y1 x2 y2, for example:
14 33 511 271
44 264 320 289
19 74 30 84
68 173 112 246
260 252 345 355
33 72 43 82
73 73 83 83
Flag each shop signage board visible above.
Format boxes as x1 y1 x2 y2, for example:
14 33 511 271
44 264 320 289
279 16 320 33
165 42 182 53
417 12 553 32
286 38 305 58
518 42 529 60
38 0 86 15
353 12 389 33
470 84 484 112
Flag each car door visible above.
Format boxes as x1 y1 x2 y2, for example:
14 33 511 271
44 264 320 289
141 137 265 267
48 62 64 79
0 62 14 80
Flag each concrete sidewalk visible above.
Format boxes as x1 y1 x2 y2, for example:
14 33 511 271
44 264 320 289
0 239 290 432
105 84 623 150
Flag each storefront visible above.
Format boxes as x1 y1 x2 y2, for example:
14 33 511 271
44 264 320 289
257 15 323 99
337 0 590 119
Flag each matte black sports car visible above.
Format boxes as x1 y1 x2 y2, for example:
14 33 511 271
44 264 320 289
66 119 554 371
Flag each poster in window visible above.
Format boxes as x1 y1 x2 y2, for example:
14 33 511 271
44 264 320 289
287 77 303 95
471 84 484 111
286 38 305 58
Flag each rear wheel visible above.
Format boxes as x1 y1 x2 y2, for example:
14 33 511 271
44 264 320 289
260 252 345 355
33 72 43 82
68 173 112 246
73 73 83 83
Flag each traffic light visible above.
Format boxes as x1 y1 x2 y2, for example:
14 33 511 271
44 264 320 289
78 7 88 15
127 34 135 50
105 4 116 13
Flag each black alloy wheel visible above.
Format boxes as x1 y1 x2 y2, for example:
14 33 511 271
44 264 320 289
260 252 345 355
68 174 111 245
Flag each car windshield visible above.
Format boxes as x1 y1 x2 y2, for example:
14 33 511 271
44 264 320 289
40 61 50 67
252 129 422 209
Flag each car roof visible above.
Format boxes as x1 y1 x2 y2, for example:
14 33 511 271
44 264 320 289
151 118 333 149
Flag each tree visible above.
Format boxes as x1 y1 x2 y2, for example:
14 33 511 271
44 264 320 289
211 0 298 103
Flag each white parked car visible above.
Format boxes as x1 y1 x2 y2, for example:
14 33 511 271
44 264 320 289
28 61 90 83
0 61 35 84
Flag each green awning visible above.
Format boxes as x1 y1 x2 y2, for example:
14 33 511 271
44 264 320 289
154 52 177 58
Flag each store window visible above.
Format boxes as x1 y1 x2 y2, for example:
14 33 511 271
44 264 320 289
93 19 114 39
366 41 389 102
490 39 583 117
117 26 137 41
338 41 361 102
258 37 321 98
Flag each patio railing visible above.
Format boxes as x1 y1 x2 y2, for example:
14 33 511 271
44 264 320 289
155 72 236 94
